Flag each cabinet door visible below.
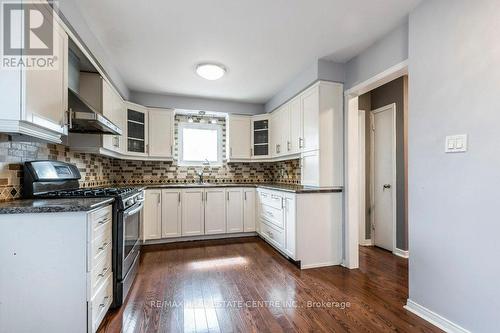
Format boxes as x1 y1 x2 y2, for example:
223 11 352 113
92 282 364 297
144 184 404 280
181 190 204 236
301 150 319 186
102 81 120 152
148 108 173 158
301 85 320 151
143 190 162 240
126 103 149 156
289 97 302 154
204 189 226 234
284 194 296 259
226 188 243 233
280 104 291 155
270 110 280 157
243 189 256 232
227 116 251 159
25 7 68 135
161 190 182 238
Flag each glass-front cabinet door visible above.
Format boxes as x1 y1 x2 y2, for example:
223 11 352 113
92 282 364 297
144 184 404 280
251 115 270 158
126 103 148 155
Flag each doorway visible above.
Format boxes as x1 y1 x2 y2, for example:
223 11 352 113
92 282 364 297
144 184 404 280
344 61 408 269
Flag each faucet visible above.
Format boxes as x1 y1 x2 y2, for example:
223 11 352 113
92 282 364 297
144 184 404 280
196 170 204 184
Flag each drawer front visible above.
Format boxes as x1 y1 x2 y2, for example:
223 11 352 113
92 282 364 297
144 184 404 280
258 190 283 210
90 206 112 241
91 226 112 266
260 220 285 250
260 204 284 229
90 274 113 333
90 244 112 297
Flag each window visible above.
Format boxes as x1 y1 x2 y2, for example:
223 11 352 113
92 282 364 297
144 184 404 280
178 122 222 165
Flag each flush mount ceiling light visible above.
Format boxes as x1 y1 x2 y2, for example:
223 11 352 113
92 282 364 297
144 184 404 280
196 63 226 80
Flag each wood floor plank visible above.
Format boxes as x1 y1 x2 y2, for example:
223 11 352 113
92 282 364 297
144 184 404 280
98 237 442 333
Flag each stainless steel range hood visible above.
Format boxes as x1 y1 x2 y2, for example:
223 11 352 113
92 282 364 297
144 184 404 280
68 88 122 135
67 48 122 136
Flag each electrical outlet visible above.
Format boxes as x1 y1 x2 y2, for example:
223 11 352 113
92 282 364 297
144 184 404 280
445 134 467 153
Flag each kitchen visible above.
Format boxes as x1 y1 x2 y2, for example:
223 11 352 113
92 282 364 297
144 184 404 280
3 0 491 332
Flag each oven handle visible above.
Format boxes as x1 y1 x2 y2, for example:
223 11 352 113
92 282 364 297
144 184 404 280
124 202 144 217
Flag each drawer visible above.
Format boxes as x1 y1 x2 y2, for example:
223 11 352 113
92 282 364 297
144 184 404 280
90 244 112 297
90 274 113 333
90 206 112 241
260 204 284 229
260 220 285 250
258 190 283 210
90 226 112 267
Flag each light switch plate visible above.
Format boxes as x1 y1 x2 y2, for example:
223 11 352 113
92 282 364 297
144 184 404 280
445 134 467 153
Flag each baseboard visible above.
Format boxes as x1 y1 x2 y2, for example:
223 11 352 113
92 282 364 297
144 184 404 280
301 261 341 269
143 232 258 244
393 248 409 258
359 239 373 246
404 299 470 333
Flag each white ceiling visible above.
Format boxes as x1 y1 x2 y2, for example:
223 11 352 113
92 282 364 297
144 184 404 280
73 0 420 103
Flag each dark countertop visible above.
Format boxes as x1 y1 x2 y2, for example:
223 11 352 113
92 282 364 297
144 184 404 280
0 197 114 215
142 183 343 194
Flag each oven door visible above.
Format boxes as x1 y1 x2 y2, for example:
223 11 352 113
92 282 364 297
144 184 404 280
121 200 143 277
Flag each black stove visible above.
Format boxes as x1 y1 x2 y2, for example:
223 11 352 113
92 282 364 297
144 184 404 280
23 160 143 308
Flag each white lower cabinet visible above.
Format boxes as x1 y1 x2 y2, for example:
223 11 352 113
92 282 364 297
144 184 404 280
161 189 182 238
182 189 205 236
243 189 256 232
226 188 244 233
204 189 227 234
283 193 296 258
143 189 162 240
143 187 256 240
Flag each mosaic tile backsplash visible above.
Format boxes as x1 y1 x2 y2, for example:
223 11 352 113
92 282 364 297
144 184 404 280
0 116 301 201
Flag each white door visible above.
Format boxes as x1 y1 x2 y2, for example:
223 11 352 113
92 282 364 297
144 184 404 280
289 97 302 154
226 188 243 233
243 189 256 232
372 104 396 252
284 194 296 259
205 189 227 234
143 190 162 240
161 190 182 238
181 189 204 236
149 108 173 158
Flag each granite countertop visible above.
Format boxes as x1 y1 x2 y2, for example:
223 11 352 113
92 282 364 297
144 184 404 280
0 197 114 215
142 183 343 193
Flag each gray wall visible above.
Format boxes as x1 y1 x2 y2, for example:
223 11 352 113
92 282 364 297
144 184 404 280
345 18 408 90
58 1 130 99
408 0 500 331
264 59 345 113
362 77 407 251
130 91 264 115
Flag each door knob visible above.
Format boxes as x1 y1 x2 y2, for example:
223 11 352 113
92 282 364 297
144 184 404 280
383 184 391 190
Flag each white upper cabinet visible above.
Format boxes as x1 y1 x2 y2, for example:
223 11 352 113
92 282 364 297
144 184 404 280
125 102 149 157
301 85 320 152
288 97 302 155
226 188 244 233
148 108 174 158
204 189 227 235
0 3 68 142
227 115 251 161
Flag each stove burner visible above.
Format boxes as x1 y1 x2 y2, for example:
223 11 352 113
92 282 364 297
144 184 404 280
44 187 136 198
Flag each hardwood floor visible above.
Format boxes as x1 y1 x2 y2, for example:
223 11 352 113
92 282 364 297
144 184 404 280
98 237 440 333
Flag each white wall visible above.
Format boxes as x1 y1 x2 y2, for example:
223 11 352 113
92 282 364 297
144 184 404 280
130 91 264 115
58 0 130 99
408 1 500 332
345 18 408 90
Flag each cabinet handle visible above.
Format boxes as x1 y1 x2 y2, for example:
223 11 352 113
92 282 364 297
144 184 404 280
178 192 181 204
99 296 110 308
244 192 247 201
205 192 208 202
267 230 273 239
287 141 291 151
230 147 233 157
97 267 109 277
170 145 173 155
226 192 229 201
67 108 73 129
250 148 253 156
281 197 285 209
146 144 150 154
157 195 161 205
97 217 109 225
98 242 108 251
299 137 304 149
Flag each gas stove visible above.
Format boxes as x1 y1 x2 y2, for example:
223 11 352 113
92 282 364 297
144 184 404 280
23 161 143 307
